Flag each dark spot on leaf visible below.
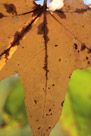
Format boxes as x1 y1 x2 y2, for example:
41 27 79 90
36 120 39 122
74 43 78 49
3 3 17 15
48 127 51 129
49 109 51 112
48 87 50 90
46 113 52 116
88 61 90 64
86 56 89 60
38 127 41 130
46 114 48 116
69 73 72 79
55 44 58 47
0 13 4 19
52 84 55 87
81 43 86 51
59 58 61 62
34 100 37 104
22 46 24 49
61 101 64 107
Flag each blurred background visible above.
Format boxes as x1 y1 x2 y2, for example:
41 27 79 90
0 67 91 136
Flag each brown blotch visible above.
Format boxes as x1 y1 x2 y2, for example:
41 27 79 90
75 7 90 14
11 31 22 46
38 22 49 43
56 10 66 19
0 13 4 19
48 127 51 129
3 3 17 15
38 23 44 35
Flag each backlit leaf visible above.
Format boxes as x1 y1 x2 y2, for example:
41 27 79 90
0 0 91 136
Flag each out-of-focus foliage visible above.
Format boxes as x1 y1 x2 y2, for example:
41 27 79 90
4 78 27 126
0 67 91 136
60 67 91 136
0 76 33 136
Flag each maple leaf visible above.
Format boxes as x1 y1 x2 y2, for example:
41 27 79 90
0 0 91 136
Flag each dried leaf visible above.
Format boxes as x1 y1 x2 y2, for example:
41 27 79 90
0 0 91 136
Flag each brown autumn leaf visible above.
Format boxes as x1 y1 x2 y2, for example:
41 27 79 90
0 0 91 136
